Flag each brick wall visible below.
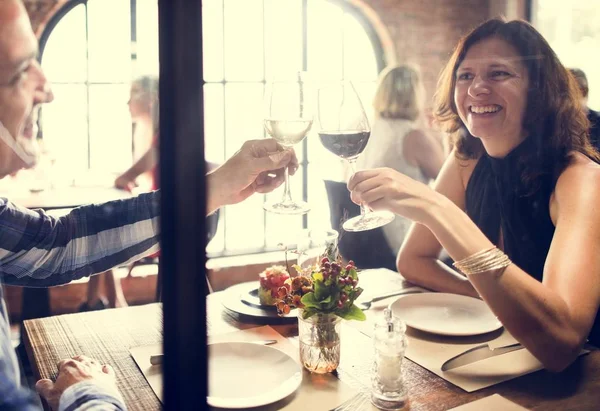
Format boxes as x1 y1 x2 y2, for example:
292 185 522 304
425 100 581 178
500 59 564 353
360 0 491 108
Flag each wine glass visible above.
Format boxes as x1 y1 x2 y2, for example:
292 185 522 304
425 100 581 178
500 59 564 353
296 228 339 274
263 72 313 214
317 80 394 232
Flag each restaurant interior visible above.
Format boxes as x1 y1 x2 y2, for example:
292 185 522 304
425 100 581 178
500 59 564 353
2 0 600 410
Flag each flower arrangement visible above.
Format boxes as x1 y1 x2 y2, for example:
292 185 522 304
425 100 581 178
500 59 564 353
274 255 367 322
272 248 366 373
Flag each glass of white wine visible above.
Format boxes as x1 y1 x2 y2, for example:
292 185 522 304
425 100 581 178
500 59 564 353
263 72 313 214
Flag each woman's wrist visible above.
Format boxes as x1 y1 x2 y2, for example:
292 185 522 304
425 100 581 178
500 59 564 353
419 191 453 226
422 194 495 261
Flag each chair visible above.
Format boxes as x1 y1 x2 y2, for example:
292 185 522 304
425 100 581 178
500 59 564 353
324 180 397 271
152 209 220 300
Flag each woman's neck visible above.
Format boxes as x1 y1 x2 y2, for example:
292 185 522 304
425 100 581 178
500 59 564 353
479 132 529 159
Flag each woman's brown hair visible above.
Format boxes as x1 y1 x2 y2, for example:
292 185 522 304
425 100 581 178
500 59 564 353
433 18 598 189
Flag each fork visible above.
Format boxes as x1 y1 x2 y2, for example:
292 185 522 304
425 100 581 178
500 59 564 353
331 391 370 411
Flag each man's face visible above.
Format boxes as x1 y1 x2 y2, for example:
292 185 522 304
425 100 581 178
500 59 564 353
0 0 53 178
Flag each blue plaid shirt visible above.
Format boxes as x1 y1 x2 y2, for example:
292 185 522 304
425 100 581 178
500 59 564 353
0 192 160 410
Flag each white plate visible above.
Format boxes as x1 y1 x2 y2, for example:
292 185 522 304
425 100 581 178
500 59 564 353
389 293 502 336
208 342 302 408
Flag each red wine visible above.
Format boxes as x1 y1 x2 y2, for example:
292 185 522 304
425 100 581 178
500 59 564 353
318 130 370 159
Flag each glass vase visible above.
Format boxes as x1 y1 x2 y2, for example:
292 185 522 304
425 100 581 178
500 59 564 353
298 309 342 373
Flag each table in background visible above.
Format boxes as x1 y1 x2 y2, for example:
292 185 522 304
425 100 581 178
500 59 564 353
23 271 600 411
8 185 133 210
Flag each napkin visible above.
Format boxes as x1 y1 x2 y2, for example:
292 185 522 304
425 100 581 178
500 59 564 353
448 394 529 410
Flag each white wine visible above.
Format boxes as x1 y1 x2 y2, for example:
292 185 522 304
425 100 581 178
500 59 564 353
264 119 313 146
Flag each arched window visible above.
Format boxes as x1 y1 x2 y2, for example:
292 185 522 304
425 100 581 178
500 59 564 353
40 0 384 257
39 0 159 175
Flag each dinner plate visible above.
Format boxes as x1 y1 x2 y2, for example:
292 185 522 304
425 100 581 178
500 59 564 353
389 293 502 336
208 342 302 408
221 281 298 322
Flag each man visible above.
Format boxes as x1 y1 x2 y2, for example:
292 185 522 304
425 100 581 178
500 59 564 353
569 68 600 149
0 1 298 409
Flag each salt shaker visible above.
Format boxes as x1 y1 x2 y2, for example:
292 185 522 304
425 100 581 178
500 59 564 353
371 308 407 410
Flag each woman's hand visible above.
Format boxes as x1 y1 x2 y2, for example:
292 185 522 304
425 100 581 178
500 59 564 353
114 175 138 192
347 167 441 224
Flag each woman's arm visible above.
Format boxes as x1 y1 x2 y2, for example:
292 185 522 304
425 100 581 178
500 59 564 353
397 151 479 297
349 153 600 371
115 147 158 189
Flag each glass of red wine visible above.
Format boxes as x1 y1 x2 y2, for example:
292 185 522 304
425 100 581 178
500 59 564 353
317 80 394 232
263 72 313 214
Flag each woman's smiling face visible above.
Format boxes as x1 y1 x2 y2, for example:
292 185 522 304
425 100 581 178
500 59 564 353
454 37 530 152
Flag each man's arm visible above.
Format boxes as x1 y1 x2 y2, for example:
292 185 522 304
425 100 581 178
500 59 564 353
0 191 160 287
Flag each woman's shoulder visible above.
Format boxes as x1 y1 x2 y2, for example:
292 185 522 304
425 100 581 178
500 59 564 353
445 149 481 190
550 152 600 225
557 152 600 185
554 152 600 200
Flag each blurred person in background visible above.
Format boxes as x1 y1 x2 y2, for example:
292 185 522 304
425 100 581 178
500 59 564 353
569 68 600 149
80 76 160 312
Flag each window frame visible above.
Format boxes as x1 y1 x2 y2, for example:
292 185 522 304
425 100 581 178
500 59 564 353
38 0 141 169
38 0 385 258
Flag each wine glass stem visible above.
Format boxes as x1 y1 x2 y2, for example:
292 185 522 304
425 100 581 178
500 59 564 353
280 166 293 204
347 158 369 219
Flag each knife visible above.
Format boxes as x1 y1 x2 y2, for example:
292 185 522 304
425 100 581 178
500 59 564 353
441 343 524 371
149 339 278 365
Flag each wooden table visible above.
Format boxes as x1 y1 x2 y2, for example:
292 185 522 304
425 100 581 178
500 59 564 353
24 282 600 410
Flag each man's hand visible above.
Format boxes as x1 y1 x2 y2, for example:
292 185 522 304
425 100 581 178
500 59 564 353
207 139 298 214
35 355 120 410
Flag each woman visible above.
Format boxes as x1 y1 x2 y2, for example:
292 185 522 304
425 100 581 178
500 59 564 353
115 75 160 191
348 18 600 372
357 64 444 255
80 76 159 311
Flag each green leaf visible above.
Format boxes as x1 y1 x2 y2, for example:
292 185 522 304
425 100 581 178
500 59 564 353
338 304 366 321
301 307 317 320
300 292 319 308
350 287 363 302
348 267 358 280
320 295 332 305
312 271 324 282
313 279 330 301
